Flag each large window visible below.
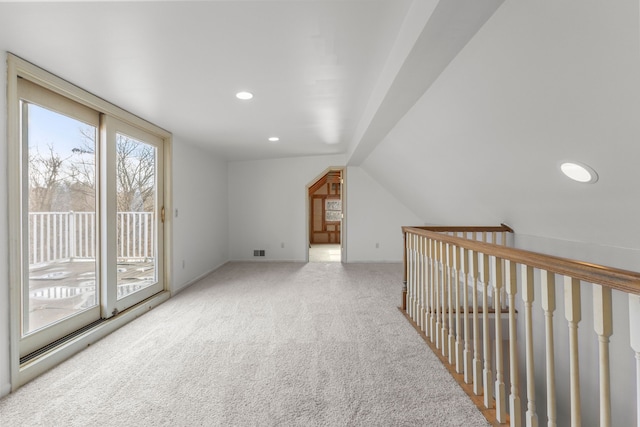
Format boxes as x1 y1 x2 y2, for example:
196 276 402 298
8 54 171 385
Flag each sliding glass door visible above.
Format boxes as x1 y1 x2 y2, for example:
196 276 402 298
18 80 164 358
103 117 164 316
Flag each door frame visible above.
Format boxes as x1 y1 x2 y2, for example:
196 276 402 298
305 166 346 263
7 54 173 391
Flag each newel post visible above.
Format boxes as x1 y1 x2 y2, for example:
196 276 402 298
402 229 407 311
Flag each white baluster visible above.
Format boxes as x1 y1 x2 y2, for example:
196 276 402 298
541 270 557 427
404 233 409 313
420 236 427 332
455 244 463 374
416 235 422 327
425 238 432 339
440 241 448 357
407 234 413 319
522 265 538 427
564 277 581 427
429 239 436 342
471 250 482 395
462 247 472 384
412 234 418 323
447 243 455 365
629 294 640 427
506 260 522 427
411 234 418 321
593 284 612 427
435 240 441 350
494 256 506 422
481 252 493 408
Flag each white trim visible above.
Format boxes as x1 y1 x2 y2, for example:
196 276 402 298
171 261 228 296
9 54 170 140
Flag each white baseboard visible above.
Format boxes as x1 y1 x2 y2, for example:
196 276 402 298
172 261 228 295
1 381 11 398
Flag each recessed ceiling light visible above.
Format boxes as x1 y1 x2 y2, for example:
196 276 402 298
236 91 253 100
268 137 280 142
560 161 598 184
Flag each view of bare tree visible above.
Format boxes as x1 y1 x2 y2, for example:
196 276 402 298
28 126 156 214
28 144 70 212
116 134 155 212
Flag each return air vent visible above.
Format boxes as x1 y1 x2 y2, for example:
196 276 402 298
253 250 265 257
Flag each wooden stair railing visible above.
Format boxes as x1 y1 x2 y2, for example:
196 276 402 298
401 225 640 427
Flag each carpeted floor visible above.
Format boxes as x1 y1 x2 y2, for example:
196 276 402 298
0 262 489 426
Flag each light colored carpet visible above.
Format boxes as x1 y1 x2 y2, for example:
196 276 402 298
0 262 489 426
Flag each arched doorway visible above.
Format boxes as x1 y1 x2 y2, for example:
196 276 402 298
307 168 343 262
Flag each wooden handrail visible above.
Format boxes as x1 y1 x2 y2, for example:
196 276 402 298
414 224 514 233
403 226 640 296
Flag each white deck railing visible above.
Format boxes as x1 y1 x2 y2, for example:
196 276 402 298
29 211 155 264
402 225 640 426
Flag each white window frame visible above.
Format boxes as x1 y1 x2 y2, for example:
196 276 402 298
7 53 173 391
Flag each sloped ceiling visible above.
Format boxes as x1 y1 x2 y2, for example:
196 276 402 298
361 0 640 251
2 0 636 252
0 0 507 162
0 0 412 161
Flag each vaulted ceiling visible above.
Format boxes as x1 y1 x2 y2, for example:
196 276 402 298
2 0 638 258
0 0 502 161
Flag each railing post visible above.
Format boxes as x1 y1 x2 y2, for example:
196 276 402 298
564 276 582 427
593 284 612 427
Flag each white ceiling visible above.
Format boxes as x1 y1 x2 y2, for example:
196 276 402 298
0 0 411 160
0 0 506 162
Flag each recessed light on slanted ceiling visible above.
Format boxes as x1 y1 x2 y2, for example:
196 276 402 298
268 137 280 142
235 91 253 100
560 161 598 184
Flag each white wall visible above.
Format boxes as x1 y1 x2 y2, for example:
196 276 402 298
362 0 640 252
0 55 230 397
227 156 421 263
0 50 11 398
359 1 640 424
228 154 345 261
345 166 421 262
171 140 229 293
